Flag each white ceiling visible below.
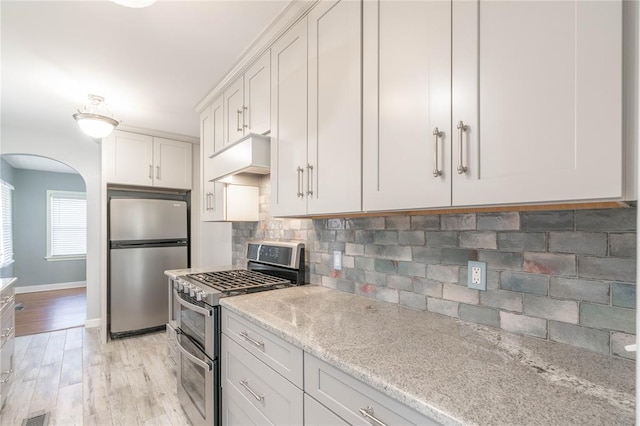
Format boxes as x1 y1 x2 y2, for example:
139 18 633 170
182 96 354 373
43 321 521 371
1 0 289 141
3 154 78 174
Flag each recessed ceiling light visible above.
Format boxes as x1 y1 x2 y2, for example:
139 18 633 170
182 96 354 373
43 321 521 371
111 0 157 9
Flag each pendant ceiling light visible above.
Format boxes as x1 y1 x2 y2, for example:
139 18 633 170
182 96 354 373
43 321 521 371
73 94 120 139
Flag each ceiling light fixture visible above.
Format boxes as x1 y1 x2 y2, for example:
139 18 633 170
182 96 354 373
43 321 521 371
111 0 157 8
73 94 120 139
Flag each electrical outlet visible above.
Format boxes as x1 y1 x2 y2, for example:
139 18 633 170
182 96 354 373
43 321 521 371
333 250 342 270
467 261 486 290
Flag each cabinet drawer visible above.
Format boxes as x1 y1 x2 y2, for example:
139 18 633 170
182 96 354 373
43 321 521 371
0 285 15 316
305 354 440 426
0 302 14 350
304 393 348 426
222 334 303 425
0 336 14 408
222 309 303 387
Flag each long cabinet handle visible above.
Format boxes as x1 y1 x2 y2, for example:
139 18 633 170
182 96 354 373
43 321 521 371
359 406 387 426
1 327 14 338
239 379 264 402
242 106 248 129
433 127 443 177
149 165 153 179
205 193 210 211
456 121 468 174
296 167 304 198
236 109 243 132
239 331 265 350
306 164 314 196
156 165 160 180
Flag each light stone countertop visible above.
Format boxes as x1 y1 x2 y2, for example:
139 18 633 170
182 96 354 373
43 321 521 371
0 277 17 292
220 285 635 426
164 265 239 279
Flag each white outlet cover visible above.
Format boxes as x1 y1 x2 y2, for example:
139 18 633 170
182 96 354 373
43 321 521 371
333 250 342 270
467 261 487 290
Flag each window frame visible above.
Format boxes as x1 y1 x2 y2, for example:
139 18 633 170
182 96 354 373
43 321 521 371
45 189 87 261
0 180 14 268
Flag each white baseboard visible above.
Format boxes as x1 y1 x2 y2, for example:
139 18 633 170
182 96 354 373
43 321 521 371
15 281 86 294
85 318 100 328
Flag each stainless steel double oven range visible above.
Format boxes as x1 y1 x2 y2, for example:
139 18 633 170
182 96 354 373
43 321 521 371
170 241 305 426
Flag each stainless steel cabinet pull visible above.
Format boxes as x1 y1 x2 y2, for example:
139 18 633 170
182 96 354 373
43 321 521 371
359 406 387 426
456 121 468 174
210 190 215 211
306 164 314 196
296 167 304 198
242 106 248 129
1 327 14 338
148 165 153 179
205 193 210 211
239 379 264 402
0 370 13 384
156 165 160 180
239 331 265 349
433 127 443 177
236 109 243 132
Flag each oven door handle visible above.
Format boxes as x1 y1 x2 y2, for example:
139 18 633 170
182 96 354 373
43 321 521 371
175 334 213 372
173 289 212 317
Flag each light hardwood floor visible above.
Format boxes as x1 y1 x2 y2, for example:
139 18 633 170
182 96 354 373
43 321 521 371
0 327 189 425
15 288 87 336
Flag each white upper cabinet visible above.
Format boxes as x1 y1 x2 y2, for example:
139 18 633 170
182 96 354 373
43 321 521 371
223 51 271 148
103 131 154 187
307 0 362 215
271 0 361 217
363 0 451 211
244 53 271 136
452 0 623 206
270 17 309 217
200 102 225 221
223 77 245 147
153 138 193 189
103 131 192 190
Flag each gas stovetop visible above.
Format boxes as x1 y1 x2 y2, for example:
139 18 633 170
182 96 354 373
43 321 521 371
186 270 290 293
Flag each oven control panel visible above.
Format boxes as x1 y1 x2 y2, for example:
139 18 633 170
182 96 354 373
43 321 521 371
247 241 304 269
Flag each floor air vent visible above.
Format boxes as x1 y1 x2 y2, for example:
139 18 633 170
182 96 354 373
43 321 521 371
22 413 49 426
15 303 24 311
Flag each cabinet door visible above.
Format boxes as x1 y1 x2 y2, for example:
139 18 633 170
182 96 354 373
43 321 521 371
270 18 309 217
307 0 362 215
244 51 271 136
103 131 154 186
452 0 622 206
200 105 225 221
224 76 245 146
363 0 451 211
153 138 193 189
212 95 225 154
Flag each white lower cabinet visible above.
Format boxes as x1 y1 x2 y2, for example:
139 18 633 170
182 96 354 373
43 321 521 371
221 334 303 425
221 308 440 425
304 394 348 426
305 354 439 425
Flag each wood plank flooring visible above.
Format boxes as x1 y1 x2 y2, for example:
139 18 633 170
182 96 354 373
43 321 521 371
0 327 188 425
16 288 87 337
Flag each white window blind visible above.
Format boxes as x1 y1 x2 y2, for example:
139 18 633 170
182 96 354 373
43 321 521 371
0 180 14 268
47 190 86 259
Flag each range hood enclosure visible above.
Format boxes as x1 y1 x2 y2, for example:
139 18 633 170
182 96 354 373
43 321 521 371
209 133 270 182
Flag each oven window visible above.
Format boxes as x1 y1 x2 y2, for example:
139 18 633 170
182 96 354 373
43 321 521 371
179 334 208 418
178 294 206 349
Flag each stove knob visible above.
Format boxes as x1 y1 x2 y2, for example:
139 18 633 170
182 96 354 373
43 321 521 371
196 291 205 302
176 280 183 291
189 287 196 297
183 283 191 294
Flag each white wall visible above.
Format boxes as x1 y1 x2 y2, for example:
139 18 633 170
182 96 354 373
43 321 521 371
1 123 102 324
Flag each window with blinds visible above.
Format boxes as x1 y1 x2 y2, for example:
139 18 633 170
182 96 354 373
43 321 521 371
0 180 14 268
47 190 87 259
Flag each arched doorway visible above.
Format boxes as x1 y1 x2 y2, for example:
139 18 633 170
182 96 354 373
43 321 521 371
0 154 88 335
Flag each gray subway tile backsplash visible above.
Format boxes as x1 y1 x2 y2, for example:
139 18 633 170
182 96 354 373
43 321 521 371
232 176 637 358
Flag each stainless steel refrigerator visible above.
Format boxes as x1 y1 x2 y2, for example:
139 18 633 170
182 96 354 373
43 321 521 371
109 197 188 337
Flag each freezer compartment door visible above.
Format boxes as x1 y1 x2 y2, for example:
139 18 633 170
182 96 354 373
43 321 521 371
110 245 188 334
110 198 188 241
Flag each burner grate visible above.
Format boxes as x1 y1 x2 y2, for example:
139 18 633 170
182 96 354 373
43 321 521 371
187 270 290 293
